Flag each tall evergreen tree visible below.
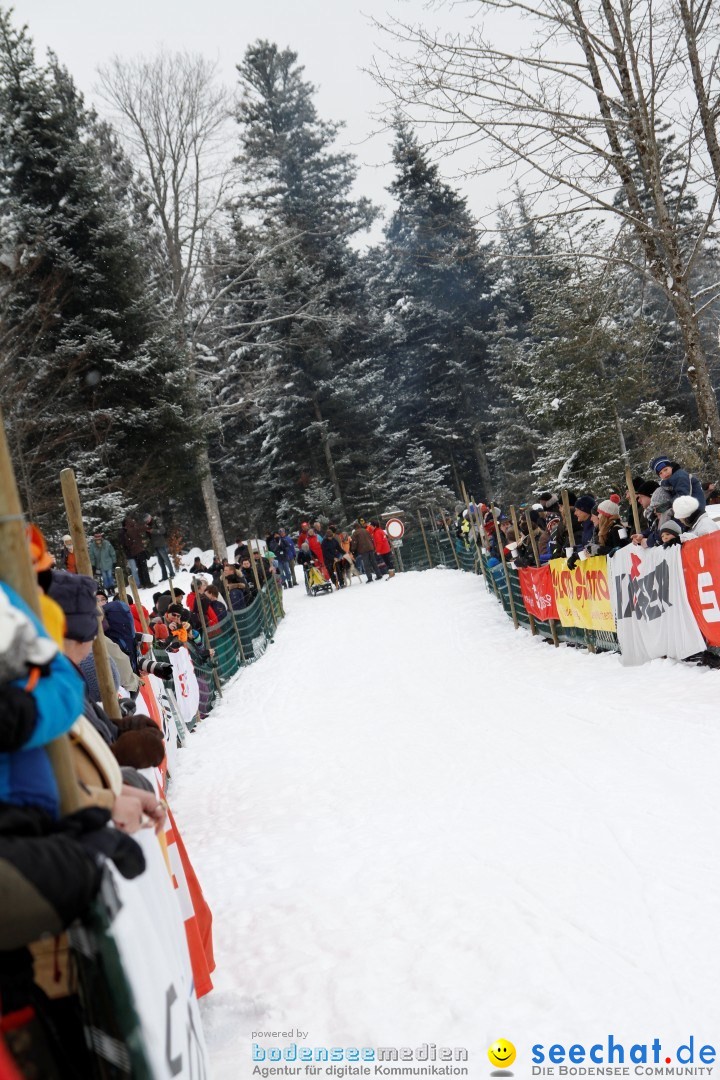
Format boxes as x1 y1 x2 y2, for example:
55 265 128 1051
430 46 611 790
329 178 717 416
216 41 381 525
0 11 196 531
371 120 496 499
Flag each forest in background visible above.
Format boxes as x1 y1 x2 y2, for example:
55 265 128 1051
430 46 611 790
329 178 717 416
1 3 719 551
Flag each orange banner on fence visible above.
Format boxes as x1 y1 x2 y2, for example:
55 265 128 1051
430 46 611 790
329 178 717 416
549 556 615 631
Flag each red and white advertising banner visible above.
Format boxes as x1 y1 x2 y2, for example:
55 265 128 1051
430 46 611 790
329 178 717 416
681 532 720 646
609 544 705 665
517 565 559 621
108 829 210 1078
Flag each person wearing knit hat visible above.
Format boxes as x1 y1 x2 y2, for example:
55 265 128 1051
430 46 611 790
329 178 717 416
649 456 706 512
592 494 630 555
658 520 682 547
571 494 597 547
48 570 99 646
672 496 720 539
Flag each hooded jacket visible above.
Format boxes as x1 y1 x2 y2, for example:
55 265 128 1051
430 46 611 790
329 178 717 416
0 583 85 818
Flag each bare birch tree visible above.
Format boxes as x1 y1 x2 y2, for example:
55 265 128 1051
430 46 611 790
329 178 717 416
373 0 720 453
97 50 234 553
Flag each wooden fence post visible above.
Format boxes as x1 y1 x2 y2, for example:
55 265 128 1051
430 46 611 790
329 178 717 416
127 576 150 635
437 504 462 570
0 411 83 814
509 505 537 636
192 580 223 698
250 540 278 635
115 565 128 604
624 466 643 536
60 468 121 720
460 481 489 586
523 506 560 647
416 511 433 568
490 505 519 629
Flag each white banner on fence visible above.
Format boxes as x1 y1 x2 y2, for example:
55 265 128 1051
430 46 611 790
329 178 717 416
609 543 705 665
108 831 210 1079
147 673 179 777
168 646 200 726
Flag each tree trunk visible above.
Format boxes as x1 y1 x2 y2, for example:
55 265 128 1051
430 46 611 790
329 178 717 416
312 398 345 512
669 288 720 452
197 441 227 556
471 429 494 502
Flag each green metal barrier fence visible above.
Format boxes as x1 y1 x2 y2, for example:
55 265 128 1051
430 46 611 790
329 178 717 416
397 531 619 655
154 580 286 721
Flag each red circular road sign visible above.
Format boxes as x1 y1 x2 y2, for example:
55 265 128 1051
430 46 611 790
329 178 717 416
385 517 405 539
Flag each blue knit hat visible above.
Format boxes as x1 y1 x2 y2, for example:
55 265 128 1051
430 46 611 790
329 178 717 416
650 456 672 474
574 495 595 514
49 570 99 642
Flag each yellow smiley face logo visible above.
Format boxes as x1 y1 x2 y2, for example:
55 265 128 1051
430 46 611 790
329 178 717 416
488 1040 516 1069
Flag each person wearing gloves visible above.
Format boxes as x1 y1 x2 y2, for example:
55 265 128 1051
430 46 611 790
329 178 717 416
672 496 720 540
650 456 706 511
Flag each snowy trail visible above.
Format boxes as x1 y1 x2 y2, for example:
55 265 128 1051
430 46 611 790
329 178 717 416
169 570 720 1077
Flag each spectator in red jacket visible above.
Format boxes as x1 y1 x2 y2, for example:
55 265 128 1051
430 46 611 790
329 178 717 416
370 521 395 577
187 579 219 626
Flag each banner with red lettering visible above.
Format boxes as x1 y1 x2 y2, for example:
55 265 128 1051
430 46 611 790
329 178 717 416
518 565 559 621
549 557 615 631
609 544 705 665
681 532 720 646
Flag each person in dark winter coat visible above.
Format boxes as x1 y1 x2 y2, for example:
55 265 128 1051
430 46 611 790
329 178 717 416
119 515 152 588
650 456 706 512
269 531 294 589
278 528 297 585
351 523 382 582
321 529 346 588
144 515 174 581
572 495 596 546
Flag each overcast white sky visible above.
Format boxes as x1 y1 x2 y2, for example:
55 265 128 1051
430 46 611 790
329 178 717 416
12 0 505 237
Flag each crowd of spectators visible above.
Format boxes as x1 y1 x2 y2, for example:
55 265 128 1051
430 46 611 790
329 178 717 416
453 456 720 569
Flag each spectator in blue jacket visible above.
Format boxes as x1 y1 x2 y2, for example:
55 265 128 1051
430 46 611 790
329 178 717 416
278 527 297 586
650 456 706 511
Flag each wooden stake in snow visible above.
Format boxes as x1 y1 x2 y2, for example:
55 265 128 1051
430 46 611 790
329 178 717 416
416 511 434 568
115 565 128 604
60 468 121 720
490 504 519 630
522 505 560 648
0 411 82 814
624 466 643 535
192 579 223 698
509 505 536 636
437 504 462 570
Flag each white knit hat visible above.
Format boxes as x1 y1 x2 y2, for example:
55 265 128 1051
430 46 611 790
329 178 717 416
673 495 699 520
597 499 620 517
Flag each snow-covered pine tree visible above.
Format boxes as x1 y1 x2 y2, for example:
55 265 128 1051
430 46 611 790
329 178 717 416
220 41 382 526
0 12 195 533
370 120 496 500
489 200 704 496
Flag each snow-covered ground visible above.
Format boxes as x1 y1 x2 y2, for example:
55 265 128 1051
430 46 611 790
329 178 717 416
169 569 720 1078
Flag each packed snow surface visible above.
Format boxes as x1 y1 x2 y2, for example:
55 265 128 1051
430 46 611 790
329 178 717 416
169 569 720 1078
